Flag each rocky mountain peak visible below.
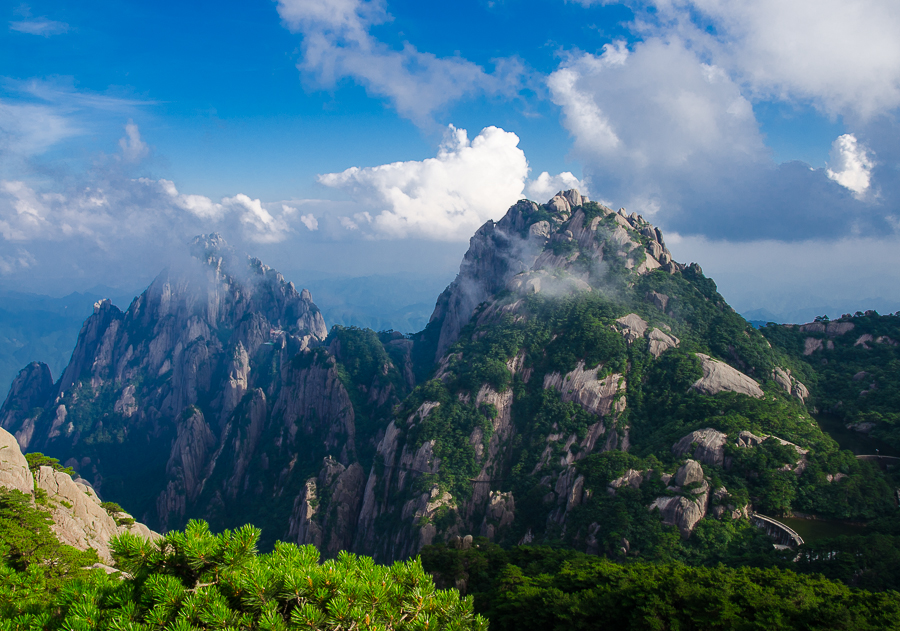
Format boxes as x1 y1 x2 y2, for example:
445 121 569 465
189 232 233 264
427 189 682 359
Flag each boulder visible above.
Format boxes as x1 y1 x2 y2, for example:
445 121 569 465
547 194 572 214
691 354 764 399
647 291 669 311
803 338 823 355
648 328 679 358
616 313 649 344
649 495 706 538
674 459 704 487
772 367 809 402
608 469 644 494
562 189 586 208
672 428 727 466
529 221 551 239
736 430 766 448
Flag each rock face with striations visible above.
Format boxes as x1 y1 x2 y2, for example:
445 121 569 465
0 234 377 540
0 427 157 563
0 362 54 450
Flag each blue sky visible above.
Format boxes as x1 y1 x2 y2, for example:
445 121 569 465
2 0 900 320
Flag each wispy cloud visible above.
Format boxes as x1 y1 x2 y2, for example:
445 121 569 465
0 99 82 156
118 119 149 163
0 80 151 162
9 18 69 37
276 0 525 126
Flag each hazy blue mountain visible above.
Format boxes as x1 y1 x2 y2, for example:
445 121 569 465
742 299 900 325
290 272 456 334
0 288 137 396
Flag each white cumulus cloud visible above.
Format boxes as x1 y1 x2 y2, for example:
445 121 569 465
318 125 529 240
547 37 767 217
665 0 900 120
224 194 292 243
299 213 318 231
826 134 875 198
526 172 589 201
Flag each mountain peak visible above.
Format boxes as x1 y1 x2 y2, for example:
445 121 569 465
427 191 682 359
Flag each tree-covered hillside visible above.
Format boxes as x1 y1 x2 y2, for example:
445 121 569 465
421 541 900 631
761 311 900 452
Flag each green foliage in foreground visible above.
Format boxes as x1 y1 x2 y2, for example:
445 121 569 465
0 489 99 627
0 489 97 578
422 542 900 631
0 519 485 631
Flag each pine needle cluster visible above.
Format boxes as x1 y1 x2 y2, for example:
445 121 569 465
1 518 486 630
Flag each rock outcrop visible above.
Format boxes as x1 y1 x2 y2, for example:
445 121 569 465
672 429 728 467
0 362 54 450
650 459 710 537
0 426 34 494
692 354 764 399
0 427 157 563
428 200 550 360
35 465 157 563
543 362 624 416
772 367 809 402
799 321 855 336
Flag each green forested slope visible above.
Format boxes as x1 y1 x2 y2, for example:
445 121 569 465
421 542 900 631
761 312 900 452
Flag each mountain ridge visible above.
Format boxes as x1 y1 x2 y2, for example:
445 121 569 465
1 191 895 564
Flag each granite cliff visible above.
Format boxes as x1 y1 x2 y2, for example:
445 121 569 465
0 234 374 541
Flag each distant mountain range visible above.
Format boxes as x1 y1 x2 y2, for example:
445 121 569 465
742 302 900 326
0 287 139 398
